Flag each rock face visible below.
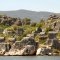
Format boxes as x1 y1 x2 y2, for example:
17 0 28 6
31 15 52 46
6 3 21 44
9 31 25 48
39 32 47 39
3 27 24 35
0 37 5 43
32 27 42 36
52 40 60 50
15 27 24 35
7 38 16 45
20 45 36 55
0 43 11 55
20 37 37 46
36 47 52 55
46 31 57 45
5 37 37 56
3 29 14 35
26 34 34 38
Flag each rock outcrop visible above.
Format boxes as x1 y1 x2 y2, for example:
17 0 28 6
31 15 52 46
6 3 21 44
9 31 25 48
0 37 5 43
36 47 52 56
5 37 37 56
52 40 60 50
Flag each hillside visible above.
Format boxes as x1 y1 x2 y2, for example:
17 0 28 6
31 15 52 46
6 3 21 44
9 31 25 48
0 9 54 22
0 14 60 55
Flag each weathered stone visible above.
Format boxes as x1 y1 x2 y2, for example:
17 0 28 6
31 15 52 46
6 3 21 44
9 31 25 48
5 45 36 56
48 31 57 39
39 32 47 39
52 40 60 50
46 31 57 45
7 38 16 42
20 45 36 55
15 27 24 35
48 15 59 20
20 37 37 47
32 27 42 35
12 37 37 49
4 49 21 56
27 34 34 38
6 37 37 56
35 27 42 33
0 43 11 55
3 29 15 35
0 37 5 43
36 47 52 55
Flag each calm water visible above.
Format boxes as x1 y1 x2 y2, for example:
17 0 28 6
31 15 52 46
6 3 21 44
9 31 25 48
0 56 60 60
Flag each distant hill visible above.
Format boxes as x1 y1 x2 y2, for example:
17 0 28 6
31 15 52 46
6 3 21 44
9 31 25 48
0 9 58 22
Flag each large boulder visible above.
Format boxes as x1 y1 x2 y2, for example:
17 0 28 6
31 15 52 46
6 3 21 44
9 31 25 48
45 31 57 45
36 47 52 56
5 37 38 56
0 43 11 55
12 37 37 49
0 37 5 43
20 37 37 47
32 27 42 36
52 40 60 50
5 45 36 56
20 45 36 55
35 27 42 33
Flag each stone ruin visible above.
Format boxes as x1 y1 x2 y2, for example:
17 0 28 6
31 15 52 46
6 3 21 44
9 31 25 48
46 31 60 50
46 31 57 45
39 32 47 40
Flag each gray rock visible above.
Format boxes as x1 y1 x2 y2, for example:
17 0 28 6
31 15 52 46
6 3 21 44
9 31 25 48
12 37 37 49
0 43 11 55
20 37 37 47
7 38 16 42
52 40 60 50
20 45 36 55
36 47 52 55
46 31 57 45
35 27 42 33
6 37 37 56
15 27 24 35
39 32 47 39
0 37 5 43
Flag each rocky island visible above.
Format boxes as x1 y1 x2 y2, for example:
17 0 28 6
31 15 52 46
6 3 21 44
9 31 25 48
0 14 60 56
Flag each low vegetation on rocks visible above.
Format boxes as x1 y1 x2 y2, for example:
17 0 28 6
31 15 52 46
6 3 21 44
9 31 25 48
0 14 60 56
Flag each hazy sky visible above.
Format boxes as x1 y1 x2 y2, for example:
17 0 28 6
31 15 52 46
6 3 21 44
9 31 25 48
0 0 60 12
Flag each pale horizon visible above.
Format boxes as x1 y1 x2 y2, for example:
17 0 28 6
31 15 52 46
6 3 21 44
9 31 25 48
0 0 60 13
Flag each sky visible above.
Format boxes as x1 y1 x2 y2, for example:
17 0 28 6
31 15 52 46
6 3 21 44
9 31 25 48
0 0 60 13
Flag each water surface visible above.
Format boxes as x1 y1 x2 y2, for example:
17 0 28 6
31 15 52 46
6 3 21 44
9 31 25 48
0 56 60 60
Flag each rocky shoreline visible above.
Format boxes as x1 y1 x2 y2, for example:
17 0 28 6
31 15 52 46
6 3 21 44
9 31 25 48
0 34 60 56
0 14 60 56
